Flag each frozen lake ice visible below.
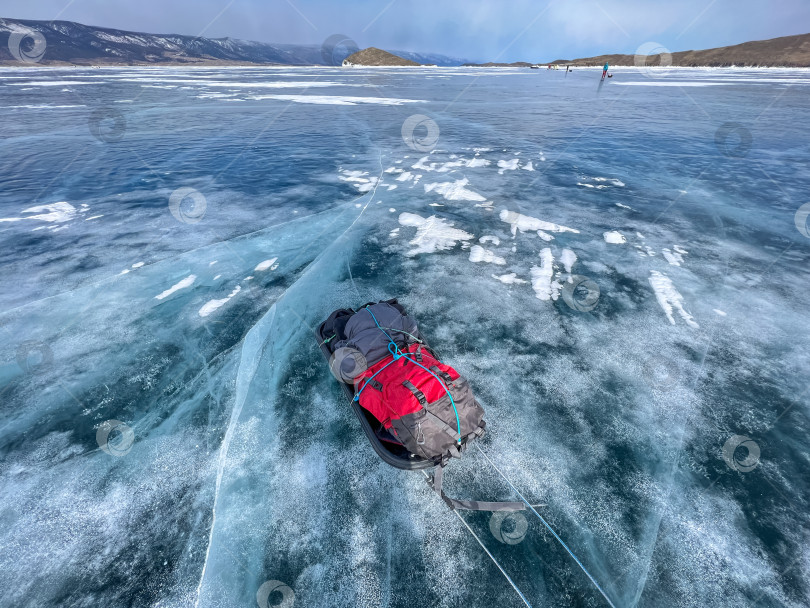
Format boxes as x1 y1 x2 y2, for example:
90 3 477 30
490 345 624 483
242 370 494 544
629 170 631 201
1 65 809 607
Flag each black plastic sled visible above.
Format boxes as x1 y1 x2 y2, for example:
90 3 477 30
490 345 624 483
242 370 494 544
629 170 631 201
316 300 526 512
315 301 436 470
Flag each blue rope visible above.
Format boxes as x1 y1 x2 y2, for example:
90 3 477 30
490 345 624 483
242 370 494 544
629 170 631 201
355 307 462 443
353 356 396 400
475 445 616 608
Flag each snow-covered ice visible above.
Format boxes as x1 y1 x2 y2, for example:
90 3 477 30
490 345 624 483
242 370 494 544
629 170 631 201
1 65 807 608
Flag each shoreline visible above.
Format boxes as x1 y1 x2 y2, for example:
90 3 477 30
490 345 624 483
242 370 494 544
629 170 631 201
2 63 810 71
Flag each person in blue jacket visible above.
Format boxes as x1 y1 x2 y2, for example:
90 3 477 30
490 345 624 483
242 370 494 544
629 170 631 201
602 61 609 79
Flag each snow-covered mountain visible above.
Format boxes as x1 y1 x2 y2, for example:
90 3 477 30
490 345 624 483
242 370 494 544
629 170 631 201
0 18 468 66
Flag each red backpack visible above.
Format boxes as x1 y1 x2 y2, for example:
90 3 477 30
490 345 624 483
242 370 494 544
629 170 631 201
353 342 486 462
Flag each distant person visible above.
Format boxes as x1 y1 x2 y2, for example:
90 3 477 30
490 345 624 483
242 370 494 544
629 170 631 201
602 61 609 79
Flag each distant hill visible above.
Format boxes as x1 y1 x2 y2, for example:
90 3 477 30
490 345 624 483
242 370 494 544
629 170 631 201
547 32 810 67
0 18 467 66
342 47 419 66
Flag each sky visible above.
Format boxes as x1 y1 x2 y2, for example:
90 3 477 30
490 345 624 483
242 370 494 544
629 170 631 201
4 0 810 62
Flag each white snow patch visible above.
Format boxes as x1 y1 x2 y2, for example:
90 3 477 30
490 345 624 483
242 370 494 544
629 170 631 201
560 248 577 275
499 209 579 236
648 271 699 328
155 275 196 300
612 81 727 87
397 213 474 256
254 258 278 272
497 159 519 174
604 231 626 244
356 177 378 193
247 94 425 106
412 156 433 171
593 177 625 186
424 178 486 202
8 81 94 87
0 201 78 227
530 248 561 301
436 160 466 172
7 104 86 109
479 235 500 245
469 245 506 265
199 285 241 318
661 248 685 266
713 309 727 316
521 160 534 171
339 170 369 183
492 273 527 285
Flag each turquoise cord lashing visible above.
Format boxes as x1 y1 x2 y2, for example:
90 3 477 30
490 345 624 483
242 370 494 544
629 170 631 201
354 307 463 443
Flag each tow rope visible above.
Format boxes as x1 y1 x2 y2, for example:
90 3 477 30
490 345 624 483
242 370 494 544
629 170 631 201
344 304 615 606
476 445 617 608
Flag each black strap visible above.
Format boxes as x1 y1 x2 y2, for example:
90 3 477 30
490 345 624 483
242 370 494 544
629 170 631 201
429 365 454 385
430 465 525 512
402 380 427 405
415 345 423 363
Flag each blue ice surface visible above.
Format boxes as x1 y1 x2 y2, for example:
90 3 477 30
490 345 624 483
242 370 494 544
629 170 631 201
0 65 809 608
